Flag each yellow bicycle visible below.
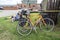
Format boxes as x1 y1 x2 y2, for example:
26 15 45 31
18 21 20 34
17 12 54 36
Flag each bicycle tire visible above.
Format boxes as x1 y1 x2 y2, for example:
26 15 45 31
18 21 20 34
17 18 32 36
39 18 54 32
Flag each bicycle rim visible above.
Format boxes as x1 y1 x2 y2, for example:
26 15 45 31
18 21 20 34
40 18 54 32
17 21 32 36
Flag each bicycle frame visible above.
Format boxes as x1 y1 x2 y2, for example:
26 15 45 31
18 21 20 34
28 14 46 27
17 13 54 36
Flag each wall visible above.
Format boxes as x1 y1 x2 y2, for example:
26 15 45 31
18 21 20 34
3 5 18 10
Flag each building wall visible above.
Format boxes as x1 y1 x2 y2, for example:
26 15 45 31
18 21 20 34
41 0 60 25
41 0 47 10
41 0 60 10
3 5 18 10
42 0 60 10
2 3 40 10
17 4 40 11
1 0 39 10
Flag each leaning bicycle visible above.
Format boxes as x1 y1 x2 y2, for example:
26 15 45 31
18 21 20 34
17 13 54 36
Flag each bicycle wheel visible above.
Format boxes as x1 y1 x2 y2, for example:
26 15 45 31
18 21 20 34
39 18 54 32
17 18 32 36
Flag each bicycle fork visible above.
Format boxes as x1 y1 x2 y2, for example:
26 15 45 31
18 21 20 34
31 22 37 33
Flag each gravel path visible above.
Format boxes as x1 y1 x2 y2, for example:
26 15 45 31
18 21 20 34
0 10 19 17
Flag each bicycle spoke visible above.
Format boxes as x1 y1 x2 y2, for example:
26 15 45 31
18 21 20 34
39 18 54 32
17 18 32 36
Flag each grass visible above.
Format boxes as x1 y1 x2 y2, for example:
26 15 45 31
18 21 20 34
0 13 60 40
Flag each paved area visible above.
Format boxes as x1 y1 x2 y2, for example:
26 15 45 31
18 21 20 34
0 10 19 17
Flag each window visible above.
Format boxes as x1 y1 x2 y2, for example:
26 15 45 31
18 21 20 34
22 0 37 4
33 5 35 7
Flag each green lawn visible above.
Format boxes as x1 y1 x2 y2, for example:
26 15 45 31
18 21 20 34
0 13 60 40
